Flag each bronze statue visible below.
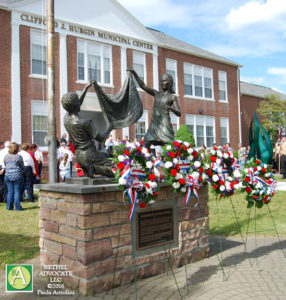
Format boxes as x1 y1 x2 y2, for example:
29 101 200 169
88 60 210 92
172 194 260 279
62 81 114 178
127 68 181 148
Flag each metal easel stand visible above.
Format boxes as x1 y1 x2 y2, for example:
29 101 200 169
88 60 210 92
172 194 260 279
244 203 286 267
212 196 249 281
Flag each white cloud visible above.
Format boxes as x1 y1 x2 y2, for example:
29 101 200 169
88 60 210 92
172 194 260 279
268 67 286 83
225 0 286 30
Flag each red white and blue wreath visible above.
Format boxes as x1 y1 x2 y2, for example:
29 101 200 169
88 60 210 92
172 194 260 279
204 147 242 198
161 140 206 207
241 158 277 208
112 142 162 220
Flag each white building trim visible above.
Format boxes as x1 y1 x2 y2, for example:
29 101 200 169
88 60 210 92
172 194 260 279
121 46 127 85
153 51 159 90
11 14 22 143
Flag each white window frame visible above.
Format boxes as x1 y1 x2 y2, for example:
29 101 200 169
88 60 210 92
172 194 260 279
76 39 113 87
170 112 180 134
183 62 214 101
220 117 229 145
133 51 146 89
30 29 47 79
218 70 228 102
31 100 48 150
135 110 148 140
166 58 178 95
185 114 216 147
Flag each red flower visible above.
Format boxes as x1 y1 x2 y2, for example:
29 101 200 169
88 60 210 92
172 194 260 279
136 147 142 153
212 184 218 189
246 187 252 193
183 145 187 151
263 195 268 200
254 167 258 172
176 165 181 171
256 160 261 164
153 192 159 196
179 178 185 185
144 182 150 188
173 141 180 147
177 151 181 156
244 177 250 183
193 151 198 158
199 177 202 183
210 156 217 162
139 202 146 208
199 167 204 173
230 182 234 189
207 170 213 176
214 147 218 150
124 150 130 156
219 180 225 186
149 174 156 181
117 162 125 170
169 152 176 158
170 169 177 177
262 168 266 173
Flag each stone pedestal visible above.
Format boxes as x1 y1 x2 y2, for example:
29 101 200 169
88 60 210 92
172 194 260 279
38 183 209 295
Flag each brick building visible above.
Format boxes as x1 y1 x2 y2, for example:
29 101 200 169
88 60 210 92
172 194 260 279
0 0 242 151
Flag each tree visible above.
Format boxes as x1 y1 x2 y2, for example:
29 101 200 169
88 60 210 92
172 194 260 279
256 94 286 141
175 125 196 146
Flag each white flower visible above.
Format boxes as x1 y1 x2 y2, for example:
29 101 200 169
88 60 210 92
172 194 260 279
202 173 208 181
219 185 226 192
167 145 172 150
134 142 140 147
176 140 182 143
265 173 271 177
175 173 183 180
173 158 178 164
183 142 190 147
210 150 216 155
217 150 223 157
225 182 231 191
146 188 153 194
142 147 149 154
260 190 264 195
154 168 160 177
234 184 240 190
223 153 229 159
118 177 127 185
146 161 153 169
192 171 200 179
239 182 245 188
257 166 262 171
181 187 187 193
194 161 201 168
205 163 210 169
212 175 219 182
165 161 173 169
187 155 193 161
172 182 180 189
263 164 267 168
118 155 126 162
150 181 157 188
216 159 221 165
233 170 241 178
187 148 194 154
145 153 150 158
149 200 155 204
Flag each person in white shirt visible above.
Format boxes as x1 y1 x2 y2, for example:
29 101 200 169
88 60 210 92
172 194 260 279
61 144 74 178
105 135 114 155
59 153 71 182
34 144 44 183
0 141 10 203
19 143 35 202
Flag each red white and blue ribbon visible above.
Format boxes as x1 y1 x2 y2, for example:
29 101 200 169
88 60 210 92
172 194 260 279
178 160 191 174
185 176 200 207
153 158 163 168
131 168 146 179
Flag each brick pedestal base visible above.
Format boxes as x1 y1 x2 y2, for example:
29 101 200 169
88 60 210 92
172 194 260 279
38 183 209 295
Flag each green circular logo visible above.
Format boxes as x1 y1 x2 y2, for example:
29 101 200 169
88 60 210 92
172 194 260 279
8 266 31 290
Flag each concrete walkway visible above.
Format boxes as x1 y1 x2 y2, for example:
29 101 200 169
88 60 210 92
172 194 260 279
276 182 286 191
1 236 286 300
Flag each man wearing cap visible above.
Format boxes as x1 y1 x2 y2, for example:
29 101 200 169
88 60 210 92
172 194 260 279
279 136 286 178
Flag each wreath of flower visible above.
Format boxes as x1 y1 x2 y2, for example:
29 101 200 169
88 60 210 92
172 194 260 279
111 142 162 220
204 147 242 198
241 158 276 208
161 140 205 206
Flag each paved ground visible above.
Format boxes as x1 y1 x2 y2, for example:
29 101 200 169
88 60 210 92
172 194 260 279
1 236 286 300
275 182 286 191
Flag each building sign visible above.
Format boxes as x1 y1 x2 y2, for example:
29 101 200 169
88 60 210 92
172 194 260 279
20 13 153 50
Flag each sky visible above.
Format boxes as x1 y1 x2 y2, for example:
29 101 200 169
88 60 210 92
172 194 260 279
117 0 286 94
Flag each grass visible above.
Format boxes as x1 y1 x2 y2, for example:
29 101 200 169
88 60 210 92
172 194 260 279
274 174 286 182
209 188 286 237
0 201 40 270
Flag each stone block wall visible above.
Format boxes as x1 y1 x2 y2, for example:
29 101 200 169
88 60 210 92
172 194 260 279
38 183 209 295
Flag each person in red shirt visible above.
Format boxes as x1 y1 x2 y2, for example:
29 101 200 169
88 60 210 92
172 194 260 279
75 162 84 177
28 144 39 180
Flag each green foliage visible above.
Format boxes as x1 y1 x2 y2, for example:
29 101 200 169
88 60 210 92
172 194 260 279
256 94 286 141
175 125 196 146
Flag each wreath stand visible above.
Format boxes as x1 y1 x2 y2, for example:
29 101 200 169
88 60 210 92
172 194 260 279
111 206 186 300
244 203 286 266
212 196 250 281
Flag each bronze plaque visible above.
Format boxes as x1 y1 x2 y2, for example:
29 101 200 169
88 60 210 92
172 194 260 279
136 207 174 250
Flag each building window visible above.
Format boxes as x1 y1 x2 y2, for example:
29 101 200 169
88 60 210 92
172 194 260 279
219 71 227 101
135 110 148 141
31 30 47 76
170 112 179 133
133 51 146 88
186 114 215 147
220 117 229 145
77 40 112 85
166 58 177 94
31 100 48 147
184 63 213 100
